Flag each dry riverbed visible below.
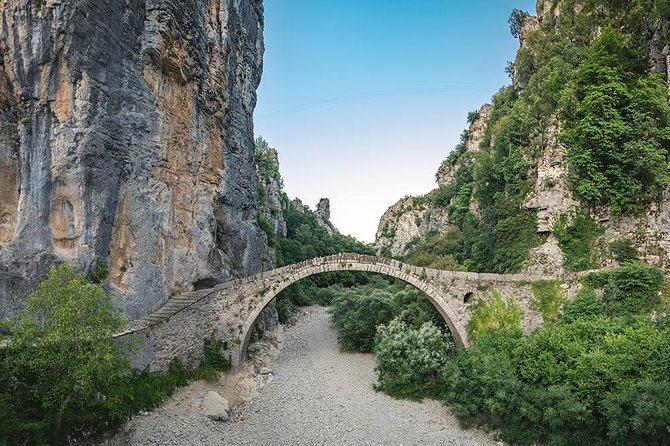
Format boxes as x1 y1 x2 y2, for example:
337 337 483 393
106 306 504 446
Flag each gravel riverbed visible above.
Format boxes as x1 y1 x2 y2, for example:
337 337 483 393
118 306 504 446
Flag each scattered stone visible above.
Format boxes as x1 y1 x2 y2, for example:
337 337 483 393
202 391 230 422
258 367 272 375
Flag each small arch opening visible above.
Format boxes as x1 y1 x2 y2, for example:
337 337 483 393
463 292 475 304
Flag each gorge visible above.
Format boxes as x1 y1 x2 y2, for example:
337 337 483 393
2 1 670 445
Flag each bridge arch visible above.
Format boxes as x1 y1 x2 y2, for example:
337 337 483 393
236 254 470 366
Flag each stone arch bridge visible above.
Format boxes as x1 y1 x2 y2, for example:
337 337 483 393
115 253 577 370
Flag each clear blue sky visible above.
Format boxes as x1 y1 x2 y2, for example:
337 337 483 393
254 0 538 243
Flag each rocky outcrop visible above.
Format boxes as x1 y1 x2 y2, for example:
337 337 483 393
377 103 492 257
436 104 491 187
375 197 450 257
314 198 335 235
522 120 578 234
0 0 266 320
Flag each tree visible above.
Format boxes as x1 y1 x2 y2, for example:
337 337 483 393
1 264 129 444
509 9 530 39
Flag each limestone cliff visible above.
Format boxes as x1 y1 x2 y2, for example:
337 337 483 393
0 0 266 320
254 137 287 266
375 197 450 258
521 2 670 274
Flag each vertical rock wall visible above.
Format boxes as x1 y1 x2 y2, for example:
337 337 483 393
0 0 266 320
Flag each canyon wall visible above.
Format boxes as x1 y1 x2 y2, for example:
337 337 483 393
0 0 266 320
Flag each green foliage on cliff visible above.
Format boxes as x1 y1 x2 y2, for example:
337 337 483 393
409 81 547 273
561 27 670 213
583 263 666 317
407 0 670 273
553 211 605 271
255 137 282 183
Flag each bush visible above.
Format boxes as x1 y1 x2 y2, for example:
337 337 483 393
438 314 670 446
196 336 230 380
0 264 129 444
560 289 606 323
257 217 276 248
584 263 666 317
276 296 292 324
603 380 670 446
374 318 454 399
466 290 523 342
609 239 638 263
330 287 396 352
329 283 448 353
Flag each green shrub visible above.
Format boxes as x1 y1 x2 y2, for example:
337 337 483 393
603 380 670 446
560 289 606 323
374 318 454 399
329 282 447 353
553 211 605 271
0 264 129 444
330 288 396 352
276 296 292 324
200 336 230 372
90 263 109 284
584 263 666 317
0 265 239 444
257 217 276 248
466 290 523 342
438 314 670 446
609 239 638 263
531 280 566 322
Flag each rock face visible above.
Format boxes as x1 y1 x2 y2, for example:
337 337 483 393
375 197 450 257
0 0 266 320
436 104 491 187
314 198 335 235
522 121 579 234
376 103 491 257
255 142 287 267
